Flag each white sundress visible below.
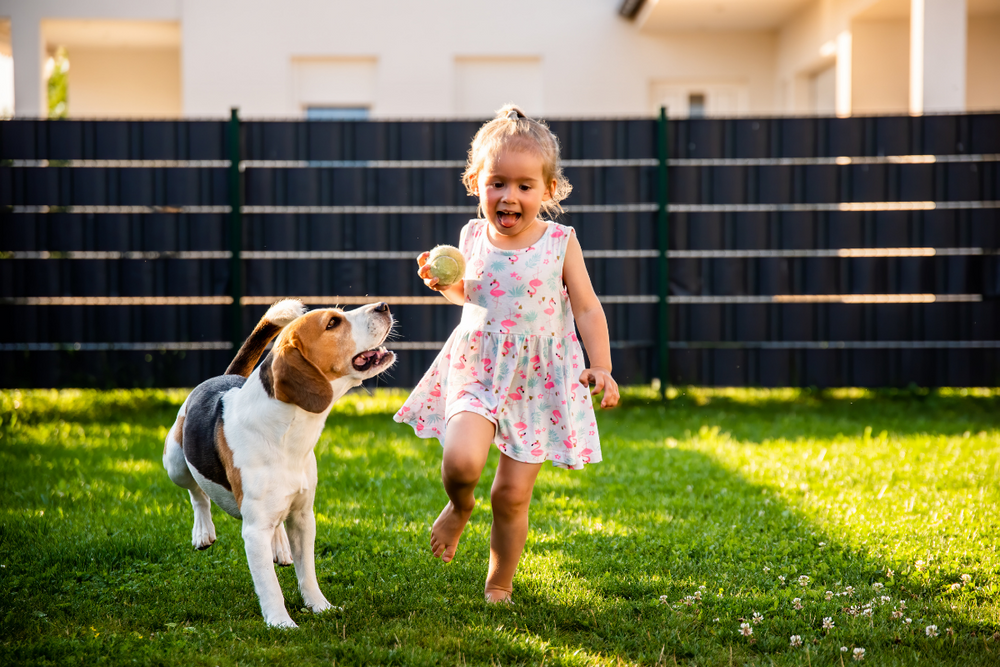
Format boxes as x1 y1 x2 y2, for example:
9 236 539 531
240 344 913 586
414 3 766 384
393 219 602 470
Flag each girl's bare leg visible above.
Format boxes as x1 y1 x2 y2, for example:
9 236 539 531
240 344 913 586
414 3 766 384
485 453 542 603
431 411 495 563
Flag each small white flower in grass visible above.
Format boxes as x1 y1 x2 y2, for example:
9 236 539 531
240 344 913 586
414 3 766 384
946 627 954 637
892 610 903 619
793 598 803 610
926 625 938 637
686 485 693 493
763 566 770 572
752 612 764 624
659 595 669 604
845 585 855 596
880 596 892 604
819 542 826 547
848 606 859 617
823 617 835 630
699 585 706 590
899 601 906 610
799 575 811 587
886 569 894 578
915 560 927 572
759 510 765 517
790 635 803 648
853 647 866 661
872 582 884 591
961 574 972 584
825 590 834 600
778 575 786 584
713 618 720 623
740 623 753 637
841 647 849 653
862 608 873 617
693 590 702 600
682 596 695 606
950 583 962 591
905 618 912 625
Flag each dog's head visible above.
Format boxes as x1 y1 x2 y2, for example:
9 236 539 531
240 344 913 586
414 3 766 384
261 302 396 413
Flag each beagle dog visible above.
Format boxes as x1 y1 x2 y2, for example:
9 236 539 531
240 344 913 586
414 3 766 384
162 299 395 628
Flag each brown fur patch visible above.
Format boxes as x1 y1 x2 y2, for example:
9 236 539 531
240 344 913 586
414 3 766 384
216 421 243 510
269 310 356 413
226 321 283 377
165 415 185 457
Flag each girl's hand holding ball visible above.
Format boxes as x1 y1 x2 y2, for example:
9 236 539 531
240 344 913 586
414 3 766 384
418 245 466 291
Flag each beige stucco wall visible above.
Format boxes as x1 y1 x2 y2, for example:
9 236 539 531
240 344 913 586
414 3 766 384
851 19 909 114
179 0 779 118
967 15 1000 111
67 46 180 118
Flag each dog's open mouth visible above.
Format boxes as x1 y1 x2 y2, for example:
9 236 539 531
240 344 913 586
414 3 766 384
352 346 392 372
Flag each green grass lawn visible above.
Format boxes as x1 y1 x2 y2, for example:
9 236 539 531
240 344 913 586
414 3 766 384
1 386 998 666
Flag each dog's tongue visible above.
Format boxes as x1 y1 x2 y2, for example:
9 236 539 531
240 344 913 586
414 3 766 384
353 350 378 369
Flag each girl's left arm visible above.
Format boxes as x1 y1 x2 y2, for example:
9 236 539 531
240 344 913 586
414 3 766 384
563 231 620 409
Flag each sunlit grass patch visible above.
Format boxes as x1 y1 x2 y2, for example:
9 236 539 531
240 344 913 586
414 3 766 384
1 386 998 666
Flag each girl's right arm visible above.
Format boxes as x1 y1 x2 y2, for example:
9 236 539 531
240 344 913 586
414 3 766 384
417 251 465 305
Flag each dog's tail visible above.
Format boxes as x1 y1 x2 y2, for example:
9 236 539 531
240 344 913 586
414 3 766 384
224 299 308 377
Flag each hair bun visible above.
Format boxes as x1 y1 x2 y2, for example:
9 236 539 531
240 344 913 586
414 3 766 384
496 104 526 121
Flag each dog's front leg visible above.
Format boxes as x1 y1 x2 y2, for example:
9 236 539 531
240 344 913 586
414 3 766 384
286 501 332 614
242 517 297 628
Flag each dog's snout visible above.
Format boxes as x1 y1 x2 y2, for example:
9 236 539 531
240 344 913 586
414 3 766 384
374 301 389 313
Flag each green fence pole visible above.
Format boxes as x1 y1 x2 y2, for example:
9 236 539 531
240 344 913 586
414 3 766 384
228 108 243 352
657 106 669 400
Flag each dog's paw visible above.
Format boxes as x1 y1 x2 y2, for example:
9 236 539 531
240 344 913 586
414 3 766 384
272 525 293 566
301 589 334 614
264 613 298 629
191 523 217 550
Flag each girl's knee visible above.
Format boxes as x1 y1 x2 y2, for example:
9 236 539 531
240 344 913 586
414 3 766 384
442 454 483 487
490 483 532 518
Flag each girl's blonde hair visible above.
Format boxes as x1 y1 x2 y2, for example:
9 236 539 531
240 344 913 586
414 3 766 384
462 104 572 218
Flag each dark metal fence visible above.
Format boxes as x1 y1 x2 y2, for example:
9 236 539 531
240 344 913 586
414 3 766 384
1 112 998 389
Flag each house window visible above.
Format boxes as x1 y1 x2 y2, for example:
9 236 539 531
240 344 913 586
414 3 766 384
305 106 369 120
688 93 706 118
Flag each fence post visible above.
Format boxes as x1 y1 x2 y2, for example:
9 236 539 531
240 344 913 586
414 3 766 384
228 108 243 352
657 106 670 400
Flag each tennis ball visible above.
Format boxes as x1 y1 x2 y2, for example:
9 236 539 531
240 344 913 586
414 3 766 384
426 245 466 287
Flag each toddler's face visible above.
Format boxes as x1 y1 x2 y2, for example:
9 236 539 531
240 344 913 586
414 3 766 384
474 148 556 240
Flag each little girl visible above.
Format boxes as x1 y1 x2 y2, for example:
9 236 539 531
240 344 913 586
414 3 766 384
394 104 619 603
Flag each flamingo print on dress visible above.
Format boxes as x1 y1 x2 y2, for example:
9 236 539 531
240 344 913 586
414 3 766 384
529 355 541 373
508 386 524 401
563 430 577 449
489 279 505 307
550 409 562 425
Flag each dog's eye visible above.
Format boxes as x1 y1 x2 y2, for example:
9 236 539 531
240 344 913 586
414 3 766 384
326 317 341 330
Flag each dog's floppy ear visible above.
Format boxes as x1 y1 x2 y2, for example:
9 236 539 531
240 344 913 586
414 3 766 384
271 335 333 414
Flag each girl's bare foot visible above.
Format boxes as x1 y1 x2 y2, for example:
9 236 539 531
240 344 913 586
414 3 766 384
430 501 472 563
484 588 513 604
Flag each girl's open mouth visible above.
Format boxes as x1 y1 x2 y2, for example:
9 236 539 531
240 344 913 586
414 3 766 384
497 211 521 228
